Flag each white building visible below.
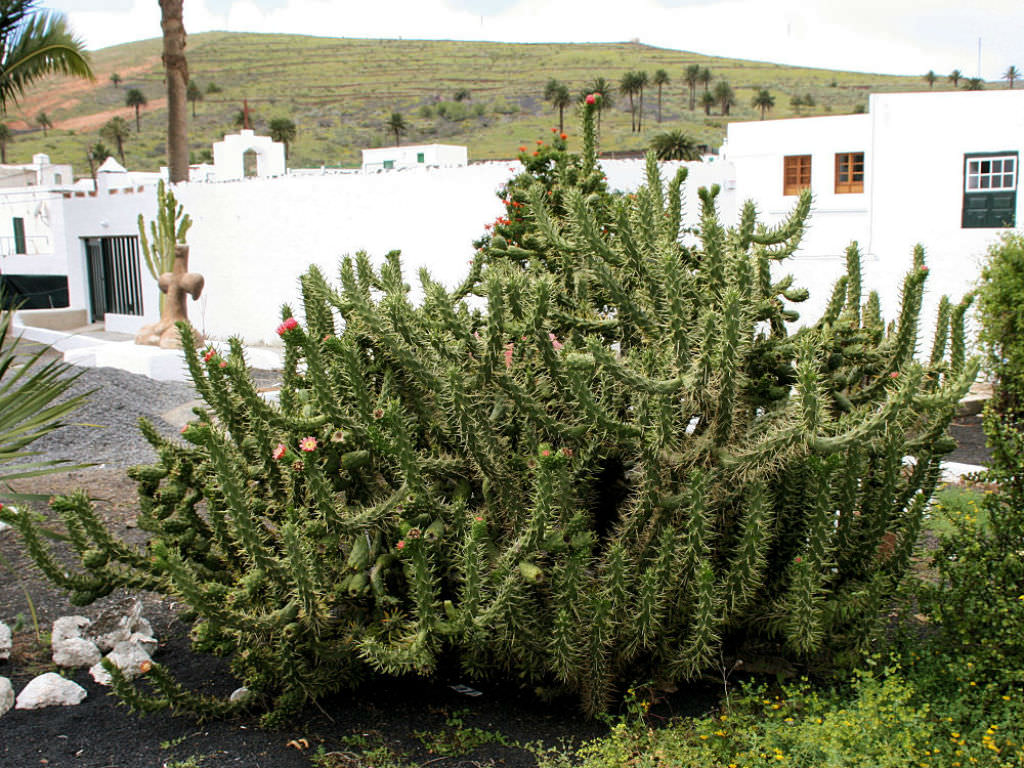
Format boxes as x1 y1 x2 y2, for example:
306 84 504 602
361 144 468 172
724 90 1023 326
212 129 287 181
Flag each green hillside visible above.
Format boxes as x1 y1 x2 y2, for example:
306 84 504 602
3 32 973 174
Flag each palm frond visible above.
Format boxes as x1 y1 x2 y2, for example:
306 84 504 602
0 9 93 111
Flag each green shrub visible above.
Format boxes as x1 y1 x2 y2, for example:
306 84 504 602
915 231 1024 716
1 101 977 724
547 667 1022 768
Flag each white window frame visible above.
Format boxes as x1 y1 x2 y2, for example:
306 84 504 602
965 155 1017 192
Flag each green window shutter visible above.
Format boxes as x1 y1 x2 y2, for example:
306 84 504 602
417 152 425 163
12 217 25 254
963 152 1018 228
383 159 394 170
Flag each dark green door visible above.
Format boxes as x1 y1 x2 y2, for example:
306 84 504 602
962 153 1018 228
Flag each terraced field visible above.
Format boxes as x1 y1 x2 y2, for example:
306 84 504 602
4 32 971 172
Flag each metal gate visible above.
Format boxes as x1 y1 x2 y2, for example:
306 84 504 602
84 236 144 322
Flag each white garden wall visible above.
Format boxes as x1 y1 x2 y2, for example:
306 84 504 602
172 158 725 345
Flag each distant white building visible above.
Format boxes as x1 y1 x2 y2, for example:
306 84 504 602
361 144 468 172
0 153 72 189
212 129 287 181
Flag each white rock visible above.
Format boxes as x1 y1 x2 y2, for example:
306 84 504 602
52 637 102 669
229 686 251 703
132 617 154 638
128 631 158 656
0 621 11 661
89 639 153 686
15 672 87 709
0 677 14 717
0 520 9 533
84 598 141 652
51 615 91 645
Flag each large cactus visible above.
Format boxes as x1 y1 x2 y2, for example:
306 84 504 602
1 98 977 723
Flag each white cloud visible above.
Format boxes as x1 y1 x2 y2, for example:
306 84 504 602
50 0 1024 80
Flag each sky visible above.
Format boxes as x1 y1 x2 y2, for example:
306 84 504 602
48 0 1023 81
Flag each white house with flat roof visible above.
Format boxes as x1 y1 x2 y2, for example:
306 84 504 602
724 89 1024 328
361 144 468 172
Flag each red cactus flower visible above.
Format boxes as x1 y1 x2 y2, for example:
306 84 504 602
540 449 551 457
585 93 596 105
560 133 567 140
518 145 527 152
536 139 543 145
276 317 299 336
203 348 216 362
396 540 406 550
180 424 189 434
219 361 227 368
794 556 803 564
889 371 900 379
551 127 557 133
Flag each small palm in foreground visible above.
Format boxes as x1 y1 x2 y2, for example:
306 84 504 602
0 290 90 493
649 130 701 161
1005 66 1019 89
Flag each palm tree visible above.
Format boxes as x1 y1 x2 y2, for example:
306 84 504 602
544 79 572 133
160 0 188 183
924 70 937 88
713 80 735 116
700 90 715 116
186 79 203 117
653 69 669 123
0 124 11 163
698 67 712 94
268 117 296 162
206 82 222 95
110 72 121 88
752 88 775 120
948 69 962 87
100 116 130 164
125 88 146 131
635 70 649 131
1005 65 1019 89
965 77 985 91
684 63 701 111
619 71 640 132
0 291 90 488
0 1 93 112
386 112 406 145
35 110 50 136
649 130 701 161
790 94 804 114
86 141 110 187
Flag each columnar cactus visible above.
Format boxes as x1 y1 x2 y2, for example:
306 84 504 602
1 98 977 723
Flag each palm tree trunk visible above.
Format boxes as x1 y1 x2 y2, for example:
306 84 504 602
160 0 189 183
657 85 662 123
134 106 140 132
558 105 564 133
629 93 635 132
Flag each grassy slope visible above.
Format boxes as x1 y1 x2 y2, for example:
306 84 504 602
1 32 980 173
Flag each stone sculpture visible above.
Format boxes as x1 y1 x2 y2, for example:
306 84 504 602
134 243 204 349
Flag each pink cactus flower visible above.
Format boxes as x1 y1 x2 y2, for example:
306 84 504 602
276 317 299 336
299 436 318 452
272 443 287 460
549 333 563 351
504 343 514 369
